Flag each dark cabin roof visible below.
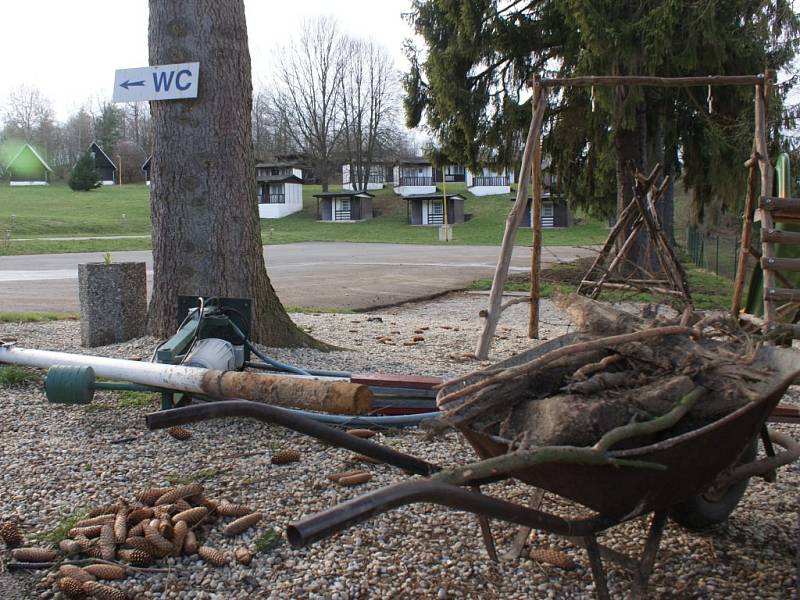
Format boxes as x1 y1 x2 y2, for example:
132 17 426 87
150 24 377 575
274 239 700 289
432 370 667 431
88 141 117 169
509 193 565 202
403 192 464 201
255 162 300 169
256 174 303 184
397 157 432 166
313 191 374 199
7 143 52 172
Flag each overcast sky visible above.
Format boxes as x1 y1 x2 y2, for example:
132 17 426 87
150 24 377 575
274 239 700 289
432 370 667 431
0 0 416 121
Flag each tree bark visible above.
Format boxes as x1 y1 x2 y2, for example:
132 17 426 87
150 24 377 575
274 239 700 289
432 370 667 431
147 0 322 347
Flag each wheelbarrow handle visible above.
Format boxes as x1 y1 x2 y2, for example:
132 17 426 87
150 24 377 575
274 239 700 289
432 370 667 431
286 479 615 548
145 400 439 477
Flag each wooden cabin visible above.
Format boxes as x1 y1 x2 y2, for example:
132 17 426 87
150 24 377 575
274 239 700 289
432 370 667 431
467 167 514 196
314 191 374 222
256 162 304 219
6 144 52 186
342 163 389 191
88 142 117 185
442 164 466 183
393 158 437 195
405 192 465 226
142 156 151 185
515 195 572 228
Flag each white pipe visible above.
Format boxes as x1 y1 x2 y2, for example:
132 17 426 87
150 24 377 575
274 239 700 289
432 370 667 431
0 344 211 395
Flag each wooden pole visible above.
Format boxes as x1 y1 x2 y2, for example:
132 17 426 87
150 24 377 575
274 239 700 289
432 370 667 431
537 75 763 89
756 71 776 327
528 84 543 339
730 157 758 317
475 79 547 359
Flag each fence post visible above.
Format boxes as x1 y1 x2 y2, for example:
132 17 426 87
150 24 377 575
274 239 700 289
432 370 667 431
715 235 720 275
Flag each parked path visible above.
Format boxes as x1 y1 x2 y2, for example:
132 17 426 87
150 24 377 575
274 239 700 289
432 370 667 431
0 242 596 312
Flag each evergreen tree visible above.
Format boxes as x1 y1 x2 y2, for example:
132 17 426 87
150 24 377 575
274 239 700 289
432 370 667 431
68 151 101 191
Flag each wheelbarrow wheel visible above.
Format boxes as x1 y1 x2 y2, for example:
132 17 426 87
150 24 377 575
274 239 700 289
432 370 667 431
668 438 758 531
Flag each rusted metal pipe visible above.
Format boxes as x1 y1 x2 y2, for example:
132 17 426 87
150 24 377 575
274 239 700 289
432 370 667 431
286 479 615 548
0 344 372 414
145 401 439 476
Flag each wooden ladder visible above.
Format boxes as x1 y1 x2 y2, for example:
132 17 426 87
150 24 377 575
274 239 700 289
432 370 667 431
758 195 800 333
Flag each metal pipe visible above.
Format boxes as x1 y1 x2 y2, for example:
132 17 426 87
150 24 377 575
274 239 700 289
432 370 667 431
286 479 615 548
245 361 351 378
0 344 372 414
145 400 439 476
280 407 441 426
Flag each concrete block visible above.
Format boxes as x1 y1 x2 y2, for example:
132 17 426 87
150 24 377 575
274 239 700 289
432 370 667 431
78 262 147 347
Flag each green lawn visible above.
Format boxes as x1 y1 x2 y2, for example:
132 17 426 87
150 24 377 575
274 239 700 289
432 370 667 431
0 181 607 256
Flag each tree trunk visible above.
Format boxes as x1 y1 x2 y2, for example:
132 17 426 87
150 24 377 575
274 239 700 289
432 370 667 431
147 0 323 347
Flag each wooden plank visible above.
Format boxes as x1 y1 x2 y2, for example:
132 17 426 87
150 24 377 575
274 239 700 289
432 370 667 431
581 281 686 297
756 76 777 325
762 229 800 244
731 159 758 317
759 196 800 212
761 257 800 272
537 75 763 88
769 404 800 424
529 83 543 340
765 287 800 302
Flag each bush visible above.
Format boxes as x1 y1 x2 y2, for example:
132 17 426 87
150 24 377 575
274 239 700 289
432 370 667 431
68 151 101 191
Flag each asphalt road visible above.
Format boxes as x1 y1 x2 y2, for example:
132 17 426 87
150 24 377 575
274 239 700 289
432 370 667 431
0 242 595 313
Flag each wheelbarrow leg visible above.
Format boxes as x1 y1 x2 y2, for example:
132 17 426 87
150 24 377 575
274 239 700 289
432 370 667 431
471 486 498 562
501 488 546 561
583 534 611 600
630 511 667 598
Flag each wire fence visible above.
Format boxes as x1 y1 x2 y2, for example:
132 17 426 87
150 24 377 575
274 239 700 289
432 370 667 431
677 226 744 280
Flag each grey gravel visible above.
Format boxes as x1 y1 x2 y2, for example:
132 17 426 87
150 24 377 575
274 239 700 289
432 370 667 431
0 292 797 599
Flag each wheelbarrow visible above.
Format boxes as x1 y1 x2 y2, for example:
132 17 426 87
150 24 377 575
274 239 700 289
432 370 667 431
146 333 800 599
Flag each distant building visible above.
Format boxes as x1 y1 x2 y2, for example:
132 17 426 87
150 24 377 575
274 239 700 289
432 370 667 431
393 158 437 195
404 191 466 226
88 142 117 185
515 195 572 228
314 191 374 222
442 165 466 183
466 167 514 196
6 144 52 186
142 156 151 185
342 163 389 191
256 162 304 219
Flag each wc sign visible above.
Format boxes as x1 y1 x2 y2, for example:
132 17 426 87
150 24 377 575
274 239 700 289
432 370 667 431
112 62 200 102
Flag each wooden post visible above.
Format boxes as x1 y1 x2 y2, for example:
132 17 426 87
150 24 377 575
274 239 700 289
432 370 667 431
529 84 543 339
730 157 758 317
475 79 547 359
756 71 776 327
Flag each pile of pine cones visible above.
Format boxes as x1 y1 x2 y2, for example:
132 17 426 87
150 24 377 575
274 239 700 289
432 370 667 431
1 482 263 600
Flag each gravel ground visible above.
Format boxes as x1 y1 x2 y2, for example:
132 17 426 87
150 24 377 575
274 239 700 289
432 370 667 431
0 292 798 600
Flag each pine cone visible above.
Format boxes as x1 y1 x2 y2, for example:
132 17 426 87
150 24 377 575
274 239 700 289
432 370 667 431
0 521 23 547
59 539 83 555
223 512 262 537
143 520 174 557
172 506 208 526
116 548 152 566
182 530 198 555
11 547 57 562
196 497 219 511
58 565 96 583
88 503 120 518
82 581 128 600
352 453 383 464
234 546 252 565
171 520 188 555
166 426 192 440
338 472 372 486
58 576 86 599
123 536 159 556
346 428 376 439
174 498 192 511
84 545 104 559
84 564 127 581
198 545 227 567
74 536 94 552
127 522 145 538
271 449 301 465
152 505 176 520
529 548 576 570
136 487 171 506
157 520 174 541
113 509 128 544
98 523 116 561
328 469 367 483
216 502 253 518
155 483 204 506
69 525 103 539
125 508 153 527
74 515 115 528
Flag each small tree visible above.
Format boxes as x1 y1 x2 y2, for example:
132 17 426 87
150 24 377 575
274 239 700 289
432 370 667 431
69 151 101 191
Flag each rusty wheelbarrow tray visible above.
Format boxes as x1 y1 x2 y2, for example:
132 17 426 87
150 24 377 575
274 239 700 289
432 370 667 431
145 335 800 600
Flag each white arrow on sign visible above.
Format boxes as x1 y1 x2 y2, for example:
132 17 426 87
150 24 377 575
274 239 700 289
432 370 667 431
112 62 200 103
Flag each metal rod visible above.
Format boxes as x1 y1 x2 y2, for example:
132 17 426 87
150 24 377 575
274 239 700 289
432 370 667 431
286 479 614 548
145 400 439 476
537 75 763 88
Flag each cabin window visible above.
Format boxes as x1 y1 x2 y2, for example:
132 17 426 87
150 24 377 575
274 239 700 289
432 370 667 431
542 202 554 218
432 201 443 214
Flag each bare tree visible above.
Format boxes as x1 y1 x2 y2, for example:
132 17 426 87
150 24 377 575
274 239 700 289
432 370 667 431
2 85 56 160
272 16 344 190
147 0 320 346
339 38 399 191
